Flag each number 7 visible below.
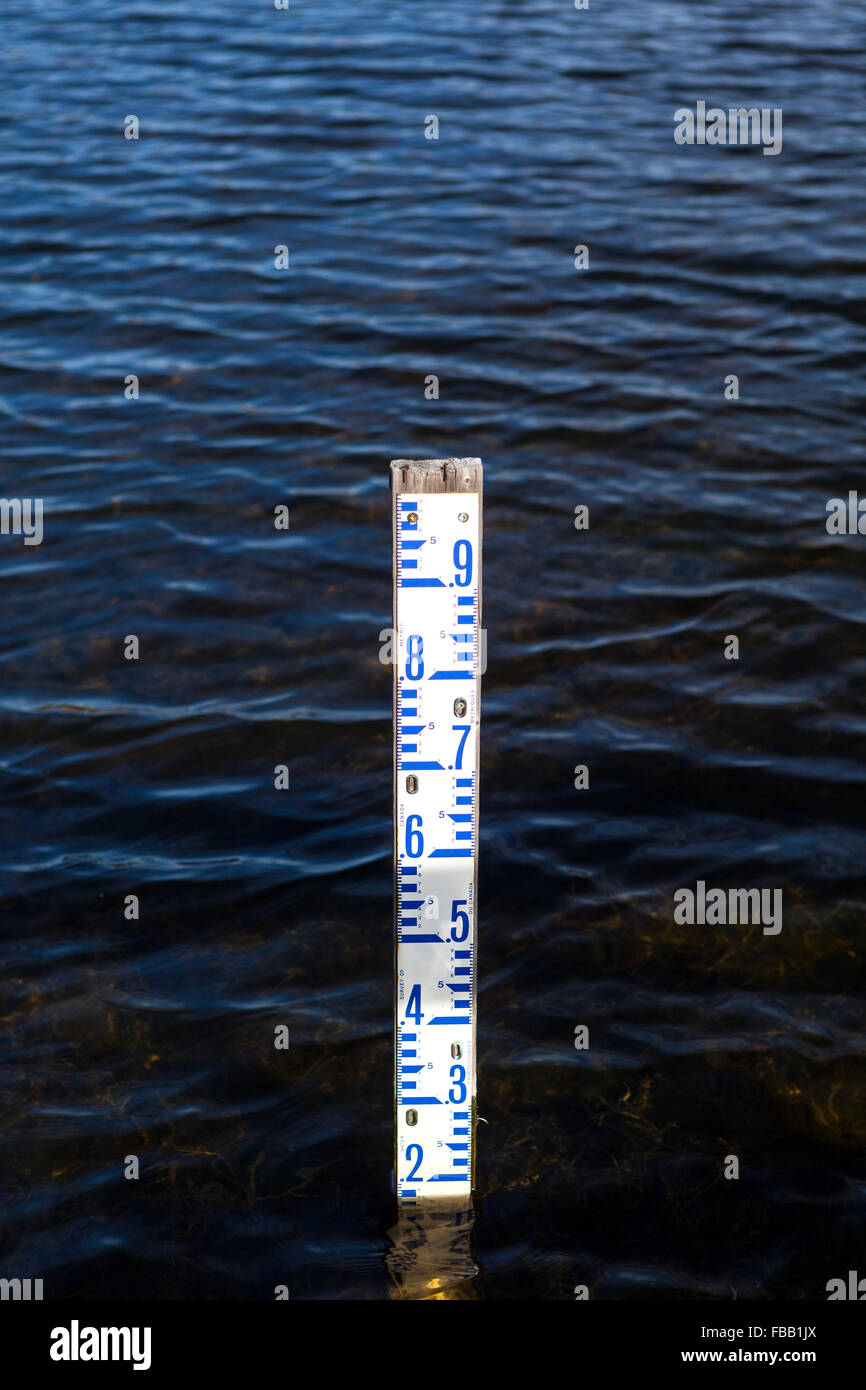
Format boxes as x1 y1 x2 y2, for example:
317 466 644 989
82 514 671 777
452 724 470 769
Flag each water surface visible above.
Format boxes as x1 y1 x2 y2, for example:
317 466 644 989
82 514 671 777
1 0 865 1299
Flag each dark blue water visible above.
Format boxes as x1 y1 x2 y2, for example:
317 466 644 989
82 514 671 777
1 0 865 1299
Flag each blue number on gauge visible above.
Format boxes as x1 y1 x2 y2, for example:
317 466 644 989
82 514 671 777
452 724 470 769
453 540 472 588
450 899 469 942
405 814 424 858
406 634 424 680
449 1065 467 1103
405 985 423 1023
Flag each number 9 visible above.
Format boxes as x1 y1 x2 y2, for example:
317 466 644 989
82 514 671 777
453 539 472 588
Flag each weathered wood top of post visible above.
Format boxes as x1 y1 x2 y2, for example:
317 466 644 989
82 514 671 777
390 458 482 494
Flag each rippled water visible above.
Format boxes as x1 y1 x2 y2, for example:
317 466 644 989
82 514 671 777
1 0 865 1299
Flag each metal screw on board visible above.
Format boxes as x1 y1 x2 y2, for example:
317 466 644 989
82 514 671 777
406 775 418 794
406 1109 418 1127
453 698 467 718
407 512 418 524
458 512 469 522
451 1043 462 1059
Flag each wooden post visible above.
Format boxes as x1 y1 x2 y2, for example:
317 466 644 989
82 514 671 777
391 459 483 1210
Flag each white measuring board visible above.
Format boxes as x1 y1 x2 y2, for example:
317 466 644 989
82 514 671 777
392 462 481 1205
